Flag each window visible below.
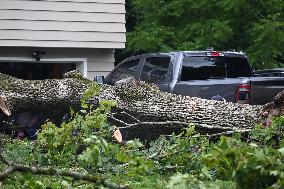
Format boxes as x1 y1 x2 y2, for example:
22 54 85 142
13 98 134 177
225 57 251 78
140 56 170 83
109 59 140 84
181 56 251 81
181 56 226 80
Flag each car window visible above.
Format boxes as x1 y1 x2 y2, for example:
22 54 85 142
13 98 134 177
181 56 251 81
225 57 251 78
109 59 140 84
181 56 226 80
140 56 170 83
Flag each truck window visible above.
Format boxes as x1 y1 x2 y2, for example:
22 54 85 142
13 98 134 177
140 56 170 83
225 57 252 77
109 59 140 84
181 56 251 81
181 56 226 80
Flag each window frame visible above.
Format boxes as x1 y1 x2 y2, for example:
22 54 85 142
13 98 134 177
108 56 143 85
138 54 172 84
180 56 226 81
178 54 251 81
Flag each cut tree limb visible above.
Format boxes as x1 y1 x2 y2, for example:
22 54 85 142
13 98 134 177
0 71 90 114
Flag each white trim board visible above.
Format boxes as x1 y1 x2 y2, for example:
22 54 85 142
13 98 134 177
0 57 87 77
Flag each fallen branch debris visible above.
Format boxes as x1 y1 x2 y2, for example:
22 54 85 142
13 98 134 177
0 139 129 189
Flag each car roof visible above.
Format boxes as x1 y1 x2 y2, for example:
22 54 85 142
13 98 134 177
127 50 247 59
181 50 247 57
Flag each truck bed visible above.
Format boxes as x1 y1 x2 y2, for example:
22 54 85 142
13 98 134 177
250 77 284 105
172 78 249 103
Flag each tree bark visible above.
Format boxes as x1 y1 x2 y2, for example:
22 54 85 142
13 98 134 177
0 71 90 116
0 72 283 140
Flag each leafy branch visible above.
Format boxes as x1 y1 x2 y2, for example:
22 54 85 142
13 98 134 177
0 139 129 189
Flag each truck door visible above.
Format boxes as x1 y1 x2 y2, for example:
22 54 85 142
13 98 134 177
139 55 172 92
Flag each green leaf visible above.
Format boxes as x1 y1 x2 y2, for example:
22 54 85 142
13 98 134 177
278 148 284 155
270 170 278 176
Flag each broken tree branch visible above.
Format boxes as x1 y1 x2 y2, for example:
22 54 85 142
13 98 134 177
0 139 129 189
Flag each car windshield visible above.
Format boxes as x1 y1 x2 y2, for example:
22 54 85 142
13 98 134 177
181 56 251 81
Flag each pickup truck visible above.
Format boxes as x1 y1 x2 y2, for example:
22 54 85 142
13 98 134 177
104 51 284 105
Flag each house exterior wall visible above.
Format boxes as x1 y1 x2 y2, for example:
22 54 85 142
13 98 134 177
0 47 115 79
0 0 126 79
0 0 126 48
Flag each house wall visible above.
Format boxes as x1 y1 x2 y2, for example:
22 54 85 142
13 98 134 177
0 47 115 79
0 0 126 48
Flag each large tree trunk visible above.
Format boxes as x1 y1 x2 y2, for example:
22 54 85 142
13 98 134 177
0 71 90 115
0 72 283 140
99 79 270 140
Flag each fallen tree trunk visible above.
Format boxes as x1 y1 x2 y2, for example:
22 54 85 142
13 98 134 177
100 78 279 140
0 72 283 140
0 71 91 117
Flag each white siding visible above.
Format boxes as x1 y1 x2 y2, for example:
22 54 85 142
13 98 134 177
0 1 125 13
0 20 126 32
0 10 125 23
0 30 125 42
0 40 124 48
2 0 124 3
0 0 125 49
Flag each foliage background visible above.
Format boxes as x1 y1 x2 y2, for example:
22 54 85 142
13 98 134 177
116 0 284 69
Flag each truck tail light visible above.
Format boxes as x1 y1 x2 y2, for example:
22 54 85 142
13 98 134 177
206 52 224 57
236 84 251 104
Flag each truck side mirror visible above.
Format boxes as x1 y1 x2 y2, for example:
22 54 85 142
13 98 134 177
94 75 105 84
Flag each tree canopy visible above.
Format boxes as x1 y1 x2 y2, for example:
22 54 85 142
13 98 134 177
123 0 283 69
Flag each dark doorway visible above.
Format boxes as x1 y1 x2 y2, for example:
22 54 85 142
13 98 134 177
0 62 76 80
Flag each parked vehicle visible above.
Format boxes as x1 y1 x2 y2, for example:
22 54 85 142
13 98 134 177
254 68 284 77
104 51 284 105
